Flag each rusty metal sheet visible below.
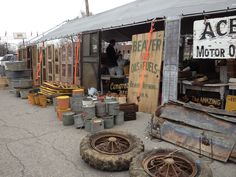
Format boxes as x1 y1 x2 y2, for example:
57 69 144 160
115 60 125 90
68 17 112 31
160 103 236 135
184 102 236 117
159 120 236 162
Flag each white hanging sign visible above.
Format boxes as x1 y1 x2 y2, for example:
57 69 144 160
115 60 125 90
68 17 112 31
193 16 236 59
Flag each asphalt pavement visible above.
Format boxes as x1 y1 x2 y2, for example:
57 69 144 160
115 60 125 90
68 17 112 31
0 89 235 177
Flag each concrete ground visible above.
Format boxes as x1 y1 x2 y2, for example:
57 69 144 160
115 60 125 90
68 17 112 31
0 89 235 177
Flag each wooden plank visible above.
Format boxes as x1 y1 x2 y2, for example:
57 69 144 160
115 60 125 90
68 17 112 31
128 31 164 113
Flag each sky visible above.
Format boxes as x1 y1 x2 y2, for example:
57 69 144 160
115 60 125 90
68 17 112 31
0 0 135 44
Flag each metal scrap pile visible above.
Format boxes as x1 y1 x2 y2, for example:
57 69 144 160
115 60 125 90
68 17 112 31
39 81 80 97
150 101 236 163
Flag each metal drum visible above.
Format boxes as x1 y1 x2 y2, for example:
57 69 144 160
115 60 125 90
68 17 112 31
91 118 104 133
82 98 93 106
73 113 84 128
82 104 95 120
107 101 120 116
72 89 84 97
84 118 92 132
115 111 124 125
103 115 114 129
104 98 116 113
95 102 106 117
71 96 83 113
62 112 75 126
20 89 30 99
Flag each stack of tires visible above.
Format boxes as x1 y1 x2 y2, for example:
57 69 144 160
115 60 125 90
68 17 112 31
5 61 33 99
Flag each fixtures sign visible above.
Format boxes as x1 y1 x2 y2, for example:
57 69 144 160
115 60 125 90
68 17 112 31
193 16 236 59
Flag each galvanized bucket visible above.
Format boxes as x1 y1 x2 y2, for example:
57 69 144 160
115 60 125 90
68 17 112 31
72 89 84 98
91 118 104 133
103 115 114 129
107 101 120 116
62 112 75 126
73 113 84 128
20 89 30 99
5 61 27 71
53 97 57 111
84 118 92 132
82 98 93 106
71 97 83 113
104 98 116 112
82 104 95 120
95 102 106 117
115 111 124 125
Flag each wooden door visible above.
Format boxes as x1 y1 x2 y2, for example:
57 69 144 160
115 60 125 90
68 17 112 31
54 47 61 82
67 43 73 83
46 45 54 81
81 32 101 89
60 44 67 83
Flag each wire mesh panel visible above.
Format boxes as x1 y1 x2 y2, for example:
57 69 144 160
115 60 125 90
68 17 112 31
162 17 181 104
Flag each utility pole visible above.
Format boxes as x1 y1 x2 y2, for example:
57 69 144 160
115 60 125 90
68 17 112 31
85 0 90 16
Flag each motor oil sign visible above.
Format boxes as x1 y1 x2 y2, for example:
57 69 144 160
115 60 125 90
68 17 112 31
193 16 236 59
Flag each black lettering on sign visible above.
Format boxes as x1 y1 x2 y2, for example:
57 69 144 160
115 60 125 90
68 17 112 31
230 18 236 34
196 46 205 57
216 20 227 36
200 22 216 40
229 45 235 57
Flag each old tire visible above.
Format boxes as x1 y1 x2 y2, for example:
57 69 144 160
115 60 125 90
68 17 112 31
80 130 144 171
129 149 212 177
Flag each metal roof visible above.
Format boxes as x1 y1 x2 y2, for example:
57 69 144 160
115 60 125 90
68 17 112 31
36 0 236 43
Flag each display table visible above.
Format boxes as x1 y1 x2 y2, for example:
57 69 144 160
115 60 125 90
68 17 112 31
182 80 228 108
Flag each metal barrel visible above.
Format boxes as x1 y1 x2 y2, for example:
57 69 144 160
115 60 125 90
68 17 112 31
82 98 93 106
82 104 95 120
20 89 30 99
73 112 84 128
71 96 83 113
72 89 84 97
104 98 116 113
11 79 33 89
115 111 124 125
5 70 32 79
107 101 120 116
95 102 106 117
84 118 92 132
103 115 114 129
91 118 104 133
62 112 75 126
5 61 27 71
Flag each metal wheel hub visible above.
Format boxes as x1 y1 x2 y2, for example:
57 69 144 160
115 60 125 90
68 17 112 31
142 151 198 177
91 133 132 155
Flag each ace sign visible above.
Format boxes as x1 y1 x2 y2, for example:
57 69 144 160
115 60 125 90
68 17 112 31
193 16 236 59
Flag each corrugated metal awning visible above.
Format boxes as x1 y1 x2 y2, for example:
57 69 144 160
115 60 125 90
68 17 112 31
35 0 236 43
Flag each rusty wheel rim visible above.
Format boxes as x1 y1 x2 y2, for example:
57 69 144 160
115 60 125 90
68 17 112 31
142 152 197 177
91 133 132 155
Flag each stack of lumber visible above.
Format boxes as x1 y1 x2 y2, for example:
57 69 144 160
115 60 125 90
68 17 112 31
39 81 80 97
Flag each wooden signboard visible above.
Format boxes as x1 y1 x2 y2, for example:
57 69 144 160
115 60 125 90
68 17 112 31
128 31 164 113
225 95 236 112
109 77 128 94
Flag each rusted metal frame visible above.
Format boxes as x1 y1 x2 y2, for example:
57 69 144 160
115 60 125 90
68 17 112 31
159 103 236 135
151 119 236 162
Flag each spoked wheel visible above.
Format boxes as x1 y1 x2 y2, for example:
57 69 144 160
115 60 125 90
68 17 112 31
91 133 132 155
129 149 212 177
142 152 197 177
80 130 144 171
